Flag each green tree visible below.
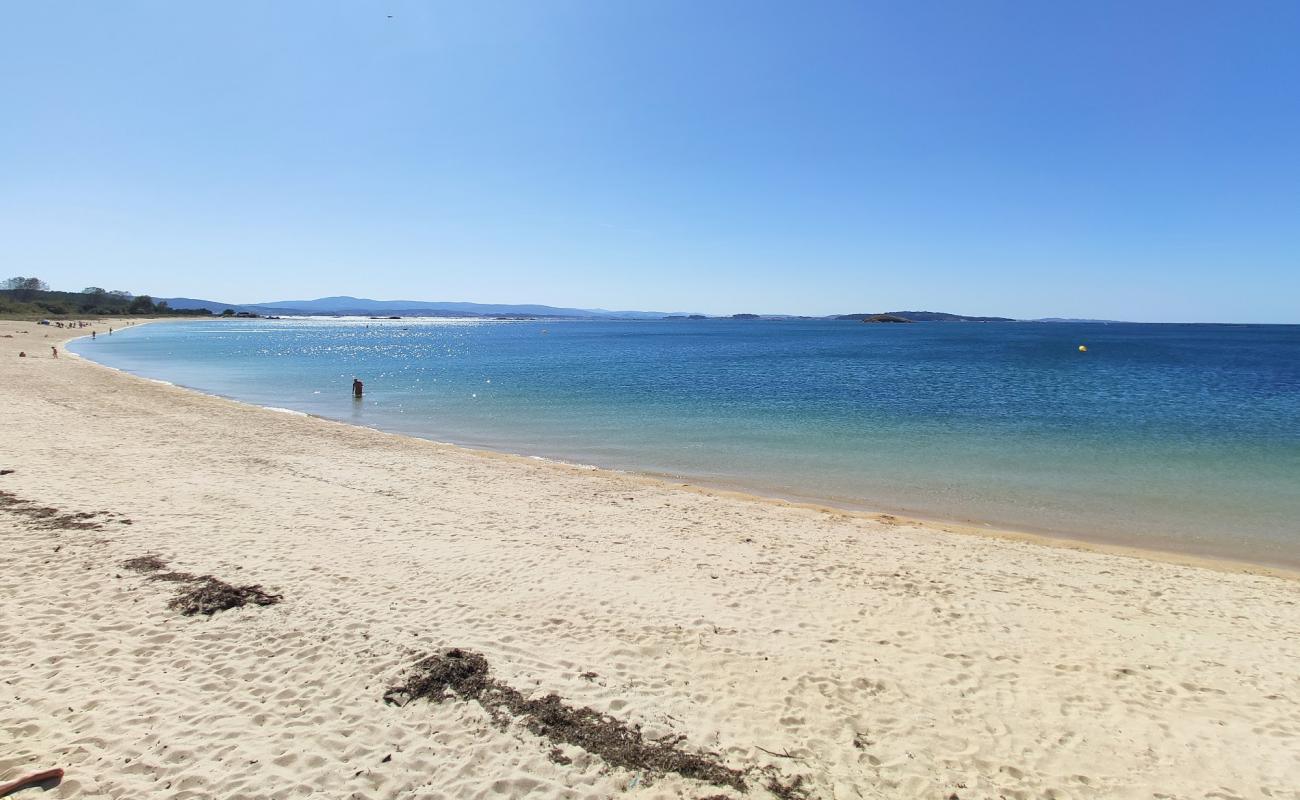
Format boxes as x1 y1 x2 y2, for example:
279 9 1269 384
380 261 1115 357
3 277 49 298
221 308 236 317
79 287 109 313
128 295 155 314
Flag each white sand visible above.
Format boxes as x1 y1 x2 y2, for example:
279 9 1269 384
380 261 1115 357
2 319 1298 800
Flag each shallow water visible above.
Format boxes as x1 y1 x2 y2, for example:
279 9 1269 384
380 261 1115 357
72 318 1300 567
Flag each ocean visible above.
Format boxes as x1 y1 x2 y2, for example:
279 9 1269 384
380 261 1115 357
70 318 1300 567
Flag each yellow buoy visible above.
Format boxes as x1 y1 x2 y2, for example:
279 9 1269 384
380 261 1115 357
1078 345 1088 352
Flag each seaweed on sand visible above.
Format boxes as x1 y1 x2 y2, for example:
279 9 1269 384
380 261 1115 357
121 555 167 572
147 571 202 584
0 490 106 531
167 577 282 616
385 648 747 792
762 772 813 799
120 555 282 615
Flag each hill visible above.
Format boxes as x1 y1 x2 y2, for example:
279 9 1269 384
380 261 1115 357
833 310 1016 322
164 295 695 319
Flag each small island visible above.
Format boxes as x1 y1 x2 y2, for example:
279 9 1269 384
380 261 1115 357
860 314 914 323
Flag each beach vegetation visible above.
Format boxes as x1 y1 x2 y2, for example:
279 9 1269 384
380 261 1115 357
0 280 213 318
2 276 49 291
2 276 50 300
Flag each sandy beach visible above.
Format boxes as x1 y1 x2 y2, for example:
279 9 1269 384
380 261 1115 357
2 318 1298 799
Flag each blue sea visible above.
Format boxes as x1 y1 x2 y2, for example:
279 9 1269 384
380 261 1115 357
70 318 1300 568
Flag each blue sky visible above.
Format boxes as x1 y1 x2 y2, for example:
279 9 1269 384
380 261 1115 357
2 1 1298 321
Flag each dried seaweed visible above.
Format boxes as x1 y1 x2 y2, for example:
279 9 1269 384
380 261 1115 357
121 555 282 615
386 648 746 792
167 578 282 616
0 491 106 530
761 771 813 799
121 555 167 573
147 571 202 584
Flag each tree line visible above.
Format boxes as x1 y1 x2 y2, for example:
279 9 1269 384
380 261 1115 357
0 277 213 317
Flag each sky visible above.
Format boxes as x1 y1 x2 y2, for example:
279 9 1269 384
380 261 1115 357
2 1 1298 322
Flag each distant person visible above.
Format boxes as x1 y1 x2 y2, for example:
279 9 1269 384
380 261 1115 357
92 331 96 339
51 346 57 358
352 378 364 398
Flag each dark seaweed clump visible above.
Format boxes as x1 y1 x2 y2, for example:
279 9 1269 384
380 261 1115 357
385 648 747 792
122 555 167 572
168 578 282 616
147 571 202 584
764 773 813 799
121 555 282 615
1 490 108 531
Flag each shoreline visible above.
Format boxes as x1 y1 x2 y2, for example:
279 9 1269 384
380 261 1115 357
5 316 1299 798
66 318 1298 579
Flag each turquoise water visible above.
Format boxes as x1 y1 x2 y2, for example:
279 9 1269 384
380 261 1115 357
71 319 1300 567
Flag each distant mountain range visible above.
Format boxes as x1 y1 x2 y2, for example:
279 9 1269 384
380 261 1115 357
164 296 694 319
163 295 1043 322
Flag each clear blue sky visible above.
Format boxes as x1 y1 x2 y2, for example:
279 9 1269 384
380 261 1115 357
3 1 1298 321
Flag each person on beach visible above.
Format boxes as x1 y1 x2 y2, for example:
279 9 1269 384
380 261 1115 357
352 378 364 398
92 331 96 339
51 346 58 358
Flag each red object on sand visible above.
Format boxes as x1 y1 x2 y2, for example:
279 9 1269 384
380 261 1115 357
0 768 63 797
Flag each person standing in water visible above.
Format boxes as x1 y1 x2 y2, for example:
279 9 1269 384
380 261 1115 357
352 378 364 398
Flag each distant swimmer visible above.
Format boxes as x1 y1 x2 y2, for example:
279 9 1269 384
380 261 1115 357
352 378 364 398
